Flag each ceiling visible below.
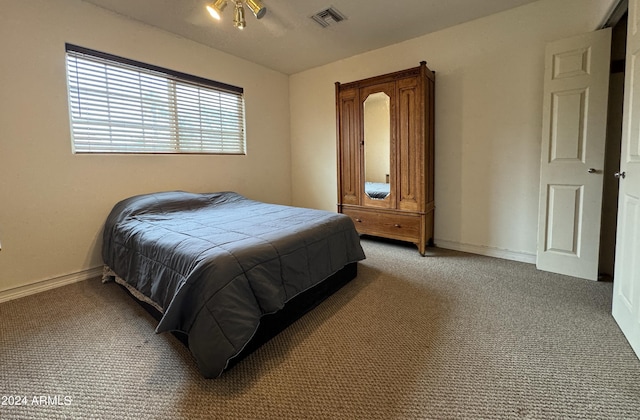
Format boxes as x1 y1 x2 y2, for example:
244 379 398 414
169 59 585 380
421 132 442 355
80 0 540 75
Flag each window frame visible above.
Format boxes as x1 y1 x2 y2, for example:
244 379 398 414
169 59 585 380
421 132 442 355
65 43 246 155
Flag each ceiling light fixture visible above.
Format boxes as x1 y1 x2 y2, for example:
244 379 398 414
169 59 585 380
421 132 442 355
206 0 227 20
206 0 266 30
233 1 246 29
244 0 267 19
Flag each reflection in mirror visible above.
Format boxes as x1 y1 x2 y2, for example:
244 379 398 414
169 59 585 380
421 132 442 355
364 92 391 200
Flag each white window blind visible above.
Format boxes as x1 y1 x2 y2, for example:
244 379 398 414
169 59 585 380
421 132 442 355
65 44 246 154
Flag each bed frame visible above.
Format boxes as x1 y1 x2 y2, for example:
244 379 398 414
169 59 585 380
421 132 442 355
119 262 358 373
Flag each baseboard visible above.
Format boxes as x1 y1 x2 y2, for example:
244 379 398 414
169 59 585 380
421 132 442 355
434 239 536 264
0 266 103 304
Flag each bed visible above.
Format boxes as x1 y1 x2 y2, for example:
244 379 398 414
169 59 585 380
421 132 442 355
365 181 390 199
101 191 366 378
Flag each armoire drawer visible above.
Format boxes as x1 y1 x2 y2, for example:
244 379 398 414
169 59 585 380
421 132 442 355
342 208 421 242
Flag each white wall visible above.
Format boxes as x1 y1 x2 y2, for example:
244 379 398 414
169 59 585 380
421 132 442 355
290 0 616 261
0 0 290 295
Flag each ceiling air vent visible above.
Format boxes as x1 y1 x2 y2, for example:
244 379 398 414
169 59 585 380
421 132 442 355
311 6 346 28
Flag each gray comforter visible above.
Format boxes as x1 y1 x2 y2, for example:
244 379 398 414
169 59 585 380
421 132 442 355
102 191 365 377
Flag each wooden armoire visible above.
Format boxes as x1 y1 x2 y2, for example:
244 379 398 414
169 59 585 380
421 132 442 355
336 62 435 255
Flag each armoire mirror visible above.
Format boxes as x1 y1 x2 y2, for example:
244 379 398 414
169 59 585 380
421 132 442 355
363 92 391 200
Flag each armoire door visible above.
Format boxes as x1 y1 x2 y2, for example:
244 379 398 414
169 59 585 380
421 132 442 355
336 86 360 207
397 75 422 212
361 82 396 209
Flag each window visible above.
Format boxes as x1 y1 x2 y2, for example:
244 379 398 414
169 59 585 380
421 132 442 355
65 44 246 154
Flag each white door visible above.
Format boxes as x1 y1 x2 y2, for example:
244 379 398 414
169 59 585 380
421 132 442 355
612 0 640 359
536 29 612 280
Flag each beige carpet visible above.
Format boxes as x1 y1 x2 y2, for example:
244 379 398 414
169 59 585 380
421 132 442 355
1 238 639 419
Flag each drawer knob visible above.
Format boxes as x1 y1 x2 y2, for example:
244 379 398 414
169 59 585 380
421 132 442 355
394 224 401 228
355 218 362 222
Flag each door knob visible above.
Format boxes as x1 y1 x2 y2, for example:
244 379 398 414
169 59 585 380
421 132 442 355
614 171 626 179
587 168 598 173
